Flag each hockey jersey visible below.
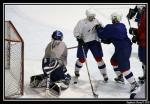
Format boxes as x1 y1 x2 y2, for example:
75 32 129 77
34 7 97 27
73 18 102 43
96 22 132 49
44 40 67 66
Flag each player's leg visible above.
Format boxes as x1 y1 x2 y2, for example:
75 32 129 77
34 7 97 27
42 58 64 96
110 53 124 83
50 67 71 90
75 45 88 77
89 41 108 82
138 46 146 82
118 48 139 92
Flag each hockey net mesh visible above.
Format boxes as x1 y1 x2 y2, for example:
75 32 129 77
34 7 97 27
5 21 24 98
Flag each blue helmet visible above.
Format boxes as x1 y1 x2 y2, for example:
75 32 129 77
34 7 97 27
52 30 63 41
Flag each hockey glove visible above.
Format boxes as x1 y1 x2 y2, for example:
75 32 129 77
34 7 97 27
101 39 111 44
127 8 137 19
93 24 103 30
131 36 138 43
76 36 85 46
129 28 138 36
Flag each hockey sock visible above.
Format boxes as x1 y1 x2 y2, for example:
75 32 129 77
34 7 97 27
122 70 135 84
97 60 107 78
75 59 83 72
113 65 122 77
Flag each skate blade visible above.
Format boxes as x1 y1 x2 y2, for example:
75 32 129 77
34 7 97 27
115 81 125 84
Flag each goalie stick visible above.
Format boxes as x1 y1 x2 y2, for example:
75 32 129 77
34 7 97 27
45 74 60 97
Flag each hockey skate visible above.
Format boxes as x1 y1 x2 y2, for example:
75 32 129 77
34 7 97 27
74 71 79 84
75 71 80 77
102 74 108 82
130 81 140 93
114 74 125 84
130 93 136 99
138 75 145 84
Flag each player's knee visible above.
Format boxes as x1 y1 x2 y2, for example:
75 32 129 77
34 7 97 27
95 56 102 62
79 58 85 63
110 59 118 66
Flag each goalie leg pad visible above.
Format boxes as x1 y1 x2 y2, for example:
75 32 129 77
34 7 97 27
60 73 71 90
48 82 61 97
30 74 46 88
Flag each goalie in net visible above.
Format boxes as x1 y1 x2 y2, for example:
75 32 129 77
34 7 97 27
30 30 71 97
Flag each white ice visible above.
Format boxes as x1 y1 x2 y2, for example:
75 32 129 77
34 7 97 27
4 4 145 100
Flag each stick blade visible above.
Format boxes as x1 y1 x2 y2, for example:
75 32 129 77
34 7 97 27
93 93 99 98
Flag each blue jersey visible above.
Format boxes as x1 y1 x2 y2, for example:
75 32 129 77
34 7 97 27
97 23 132 49
96 23 132 70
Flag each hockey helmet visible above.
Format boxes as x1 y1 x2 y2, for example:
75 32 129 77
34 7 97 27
111 12 122 23
52 30 63 41
86 8 96 17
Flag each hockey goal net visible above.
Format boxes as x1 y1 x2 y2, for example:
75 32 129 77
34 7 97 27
4 21 24 98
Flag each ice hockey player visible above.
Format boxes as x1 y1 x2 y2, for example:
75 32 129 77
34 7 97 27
127 5 144 26
95 12 140 93
73 8 108 83
127 5 146 84
30 30 71 97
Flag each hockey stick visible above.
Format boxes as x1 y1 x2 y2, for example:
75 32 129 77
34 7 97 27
45 74 50 96
67 46 78 50
81 46 99 98
127 18 134 45
127 18 132 28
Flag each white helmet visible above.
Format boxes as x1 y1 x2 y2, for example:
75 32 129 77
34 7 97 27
111 12 122 22
86 8 96 17
137 5 145 10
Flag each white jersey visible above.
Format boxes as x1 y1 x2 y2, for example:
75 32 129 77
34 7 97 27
73 18 102 43
44 40 67 66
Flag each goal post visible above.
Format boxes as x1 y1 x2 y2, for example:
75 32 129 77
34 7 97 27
4 21 24 98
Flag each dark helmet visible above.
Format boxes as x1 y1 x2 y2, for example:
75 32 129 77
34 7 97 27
52 30 63 41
